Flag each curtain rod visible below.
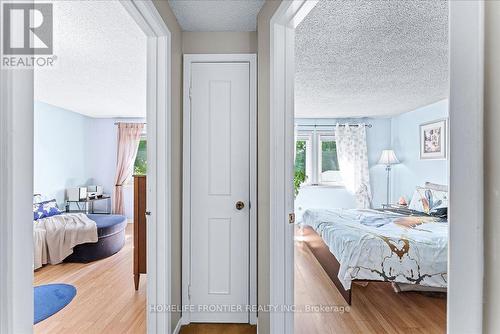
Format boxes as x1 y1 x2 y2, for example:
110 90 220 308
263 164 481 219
114 122 146 125
297 124 372 128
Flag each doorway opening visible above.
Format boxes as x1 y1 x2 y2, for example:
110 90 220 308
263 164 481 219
293 2 449 332
32 2 148 332
0 0 172 332
269 1 484 333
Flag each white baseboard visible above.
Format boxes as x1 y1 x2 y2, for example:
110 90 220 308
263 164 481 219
173 317 183 334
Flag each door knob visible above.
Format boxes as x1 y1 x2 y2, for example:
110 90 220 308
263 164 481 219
235 201 245 210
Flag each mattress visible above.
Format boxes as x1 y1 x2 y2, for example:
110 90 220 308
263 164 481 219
301 208 448 290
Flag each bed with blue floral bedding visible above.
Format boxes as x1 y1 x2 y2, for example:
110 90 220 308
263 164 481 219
301 208 448 291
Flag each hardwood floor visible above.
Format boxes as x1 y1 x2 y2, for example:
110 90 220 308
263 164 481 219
34 224 146 334
33 224 446 334
294 238 447 334
180 324 256 334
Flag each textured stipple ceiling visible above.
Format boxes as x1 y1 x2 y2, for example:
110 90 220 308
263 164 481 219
295 0 449 118
168 0 264 31
35 1 147 118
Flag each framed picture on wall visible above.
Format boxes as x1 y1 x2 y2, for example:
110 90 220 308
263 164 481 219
420 119 447 160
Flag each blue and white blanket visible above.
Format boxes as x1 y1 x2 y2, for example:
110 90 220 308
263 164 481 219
301 208 448 290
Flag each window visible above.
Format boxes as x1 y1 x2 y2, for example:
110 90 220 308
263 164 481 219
295 140 306 175
294 132 313 184
124 137 147 186
294 136 313 193
318 135 342 185
294 126 343 188
134 138 147 175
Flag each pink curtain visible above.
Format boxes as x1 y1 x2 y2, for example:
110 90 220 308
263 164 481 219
112 123 144 214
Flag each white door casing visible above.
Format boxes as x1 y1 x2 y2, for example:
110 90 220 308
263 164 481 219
120 1 173 332
190 62 250 323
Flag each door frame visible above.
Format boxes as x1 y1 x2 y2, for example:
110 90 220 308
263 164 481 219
182 54 257 325
0 0 35 330
269 1 485 334
0 1 173 333
121 1 172 333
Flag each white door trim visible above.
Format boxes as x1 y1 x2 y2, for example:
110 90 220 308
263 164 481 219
269 3 318 333
0 1 173 333
447 2 484 332
121 1 172 333
0 0 35 329
269 1 484 334
182 53 257 325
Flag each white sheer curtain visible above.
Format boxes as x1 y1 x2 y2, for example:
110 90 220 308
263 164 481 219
335 123 372 208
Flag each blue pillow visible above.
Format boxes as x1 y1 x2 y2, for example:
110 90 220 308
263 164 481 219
33 200 62 221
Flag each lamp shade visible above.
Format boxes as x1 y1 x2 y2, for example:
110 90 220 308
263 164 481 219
378 149 400 165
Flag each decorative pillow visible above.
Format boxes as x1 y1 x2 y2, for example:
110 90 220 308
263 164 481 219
408 187 448 214
33 200 62 221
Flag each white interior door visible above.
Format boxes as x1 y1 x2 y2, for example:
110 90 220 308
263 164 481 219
189 62 250 323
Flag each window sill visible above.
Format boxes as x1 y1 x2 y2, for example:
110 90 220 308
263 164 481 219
300 184 345 189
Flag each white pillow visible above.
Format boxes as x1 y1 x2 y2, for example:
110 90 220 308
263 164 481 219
408 187 448 214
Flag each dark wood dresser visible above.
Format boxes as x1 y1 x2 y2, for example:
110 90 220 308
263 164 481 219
133 175 147 290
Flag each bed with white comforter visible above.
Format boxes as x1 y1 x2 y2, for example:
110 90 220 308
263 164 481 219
301 208 448 290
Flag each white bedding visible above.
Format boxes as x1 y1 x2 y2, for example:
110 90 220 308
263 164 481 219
33 213 98 269
301 208 448 290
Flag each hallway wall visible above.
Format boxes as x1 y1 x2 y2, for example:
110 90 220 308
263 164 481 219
257 2 282 333
182 31 257 54
484 1 500 332
152 1 184 331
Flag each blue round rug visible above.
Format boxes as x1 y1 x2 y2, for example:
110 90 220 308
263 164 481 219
34 283 77 324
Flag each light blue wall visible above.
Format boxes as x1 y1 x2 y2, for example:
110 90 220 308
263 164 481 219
86 117 145 218
34 102 91 207
87 117 144 196
367 119 394 208
295 100 449 218
34 101 144 218
390 99 449 202
295 117 392 220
